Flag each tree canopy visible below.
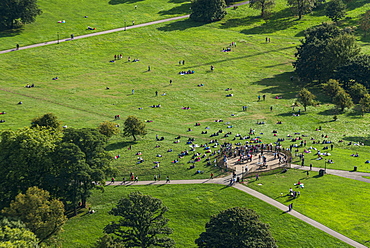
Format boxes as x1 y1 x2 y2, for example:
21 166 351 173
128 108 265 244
0 218 39 248
348 83 368 104
195 207 277 248
334 54 370 89
0 0 42 29
104 191 175 248
325 0 347 23
98 121 120 138
249 0 275 18
298 88 316 111
190 0 227 22
31 112 61 130
1 187 67 245
123 116 147 141
293 23 360 84
333 88 353 112
359 94 370 115
287 0 316 20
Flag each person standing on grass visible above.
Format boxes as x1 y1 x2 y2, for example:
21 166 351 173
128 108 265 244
132 89 134 94
255 174 259 181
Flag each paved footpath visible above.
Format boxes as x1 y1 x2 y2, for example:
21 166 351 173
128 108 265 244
107 174 367 248
0 2 249 55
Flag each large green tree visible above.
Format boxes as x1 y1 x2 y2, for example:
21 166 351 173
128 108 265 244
55 128 113 213
31 112 61 130
190 0 227 22
333 88 353 112
359 94 370 116
104 191 175 248
98 121 120 138
1 187 67 245
287 0 316 20
348 83 368 104
322 79 342 101
195 207 277 248
249 0 275 18
0 127 60 209
334 54 370 89
293 23 360 84
0 0 42 29
123 116 147 141
325 0 346 24
298 88 316 111
0 218 39 247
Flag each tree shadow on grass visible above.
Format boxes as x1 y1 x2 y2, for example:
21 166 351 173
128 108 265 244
168 0 189 3
109 0 144 4
220 15 261 29
239 9 298 35
190 46 295 69
158 3 191 16
157 19 204 32
342 136 370 146
0 27 23 38
317 108 337 116
252 71 301 100
106 141 137 151
277 112 307 117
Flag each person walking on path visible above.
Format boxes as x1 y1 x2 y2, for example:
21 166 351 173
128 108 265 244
310 163 312 170
135 176 138 182
16 44 19 50
288 203 293 211
154 175 157 181
111 177 115 183
210 173 214 179
166 176 170 183
122 177 126 185
71 34 74 40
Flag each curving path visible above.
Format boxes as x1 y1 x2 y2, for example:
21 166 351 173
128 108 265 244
107 169 368 248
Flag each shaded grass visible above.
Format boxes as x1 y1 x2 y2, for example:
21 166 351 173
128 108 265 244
246 169 370 246
60 184 352 248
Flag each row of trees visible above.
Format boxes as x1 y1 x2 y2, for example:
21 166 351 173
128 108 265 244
0 113 148 213
298 79 370 114
94 191 277 248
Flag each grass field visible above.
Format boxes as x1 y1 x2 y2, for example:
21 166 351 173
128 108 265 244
1 1 370 246
1 2 370 179
247 169 370 246
60 184 352 248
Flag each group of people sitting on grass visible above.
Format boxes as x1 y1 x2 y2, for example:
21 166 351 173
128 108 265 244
179 70 194 75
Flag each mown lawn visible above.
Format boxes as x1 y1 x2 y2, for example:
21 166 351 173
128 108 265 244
246 169 370 246
60 184 352 248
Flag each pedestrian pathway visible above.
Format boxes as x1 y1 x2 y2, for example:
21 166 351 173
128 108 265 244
107 172 367 248
0 2 249 55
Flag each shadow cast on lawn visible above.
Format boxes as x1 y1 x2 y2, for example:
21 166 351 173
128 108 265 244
157 19 204 32
109 0 144 4
0 27 23 38
158 3 191 15
106 141 137 151
342 136 370 146
252 71 301 100
190 46 294 70
239 8 298 35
